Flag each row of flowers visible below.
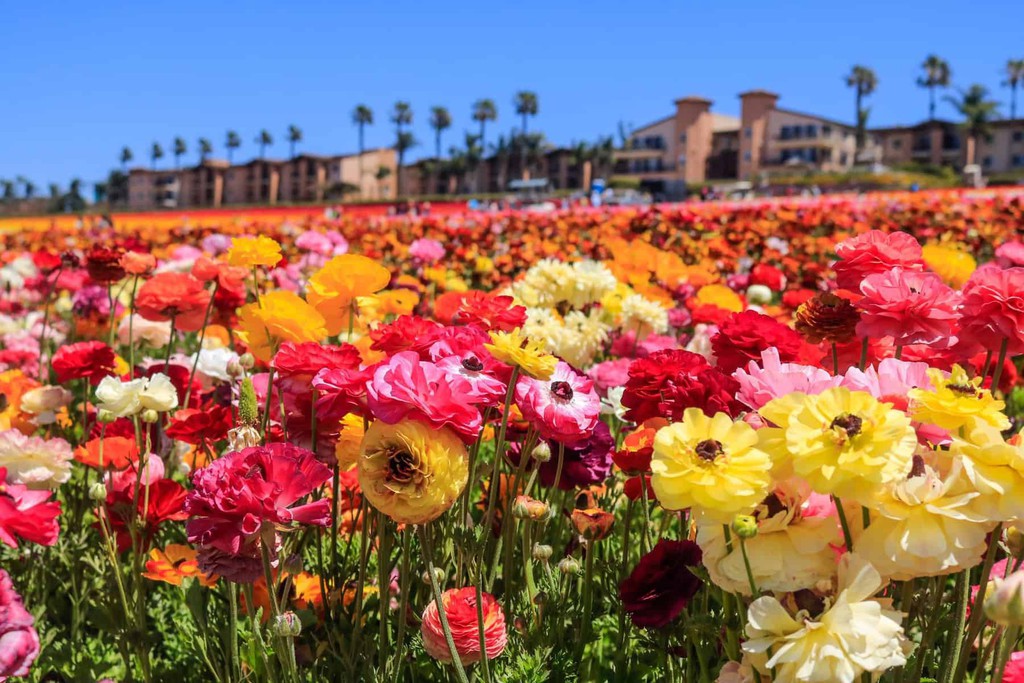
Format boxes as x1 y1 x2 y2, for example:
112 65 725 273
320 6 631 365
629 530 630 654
0 190 1024 681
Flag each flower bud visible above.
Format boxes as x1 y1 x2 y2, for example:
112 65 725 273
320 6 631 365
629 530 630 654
511 495 549 521
88 482 108 501
1007 525 1024 558
731 514 759 540
226 359 244 378
985 571 1024 626
238 378 259 425
531 442 552 463
558 557 581 575
282 554 303 576
532 543 553 562
96 409 118 424
745 284 773 305
271 612 302 637
238 353 256 370
139 409 160 424
421 567 446 587
571 507 615 541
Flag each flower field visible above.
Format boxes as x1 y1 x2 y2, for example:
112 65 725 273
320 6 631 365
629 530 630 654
3 187 1024 682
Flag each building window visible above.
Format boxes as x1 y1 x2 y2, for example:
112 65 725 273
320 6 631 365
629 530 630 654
822 125 832 136
1014 131 1024 143
678 154 687 166
892 139 902 149
743 151 751 162
840 152 848 165
1013 155 1024 167
805 125 817 138
983 156 993 168
679 133 687 143
744 127 752 139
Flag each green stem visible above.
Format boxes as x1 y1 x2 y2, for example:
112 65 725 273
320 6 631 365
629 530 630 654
833 496 854 551
952 523 1004 683
391 528 413 683
989 337 1010 394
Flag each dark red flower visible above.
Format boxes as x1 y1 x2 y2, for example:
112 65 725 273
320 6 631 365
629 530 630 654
621 350 741 424
85 247 126 284
711 310 805 374
619 539 702 628
623 475 655 502
51 341 116 385
165 406 233 445
538 421 614 490
0 469 61 548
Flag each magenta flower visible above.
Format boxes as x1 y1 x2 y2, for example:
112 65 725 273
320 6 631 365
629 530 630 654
435 354 507 407
855 268 960 348
515 361 600 445
0 570 39 679
409 238 446 264
959 266 1024 354
365 351 482 442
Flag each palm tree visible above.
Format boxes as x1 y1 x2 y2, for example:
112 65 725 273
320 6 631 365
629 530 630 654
945 84 1001 166
490 135 512 191
461 132 483 192
429 106 452 159
150 142 164 170
119 147 133 171
1004 59 1024 119
256 130 273 159
472 99 498 151
287 124 303 158
225 131 241 163
352 105 374 192
514 91 539 133
1 181 15 202
845 66 878 154
394 131 418 196
917 55 951 121
391 101 413 133
173 137 187 169
198 138 213 163
23 181 36 199
14 176 28 198
375 165 392 199
66 179 85 212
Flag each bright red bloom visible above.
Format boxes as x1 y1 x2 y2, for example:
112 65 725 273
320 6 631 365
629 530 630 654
85 247 126 284
613 422 664 474
273 341 362 380
185 443 331 580
369 315 444 355
623 475 656 502
621 350 742 424
135 272 212 332
32 251 62 274
421 587 507 665
51 341 117 385
311 365 373 422
165 407 233 445
105 476 188 552
750 263 786 291
619 539 702 628
0 468 61 548
782 289 817 310
959 266 1024 355
448 291 527 332
711 310 805 374
833 230 925 291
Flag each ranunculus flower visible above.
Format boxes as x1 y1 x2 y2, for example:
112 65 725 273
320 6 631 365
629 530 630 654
0 570 40 679
0 467 61 548
586 358 632 394
0 430 73 490
711 310 805 375
226 235 283 268
104 475 188 552
959 266 1024 355
622 349 742 424
135 272 212 332
95 373 179 418
515 361 600 446
85 246 126 284
236 291 328 363
117 314 173 347
409 238 446 264
421 587 507 665
51 341 117 385
733 348 841 412
856 268 960 348
306 254 391 336
165 406 233 445
18 385 72 425
538 421 614 490
619 539 703 628
833 230 925 291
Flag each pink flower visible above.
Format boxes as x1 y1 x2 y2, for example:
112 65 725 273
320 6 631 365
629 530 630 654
185 444 331 581
1004 651 1024 683
959 266 1024 354
996 241 1024 268
0 570 39 679
515 361 600 445
587 359 633 394
609 332 678 359
421 587 507 665
833 230 925 291
732 348 841 411
435 354 507 406
0 468 60 548
365 351 482 442
843 359 947 445
409 238 445 264
312 366 372 422
295 231 334 255
855 268 960 348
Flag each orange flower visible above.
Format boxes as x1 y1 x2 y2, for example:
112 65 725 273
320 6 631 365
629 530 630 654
226 236 283 268
306 255 391 335
236 290 327 362
335 413 366 469
0 370 40 434
143 544 217 587
291 572 324 611
75 436 138 470
119 251 156 276
135 272 212 332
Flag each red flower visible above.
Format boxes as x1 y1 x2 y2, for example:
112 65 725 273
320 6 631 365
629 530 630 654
421 587 507 665
750 263 786 291
782 289 817 310
623 475 655 501
613 422 663 474
0 468 61 548
311 365 372 422
711 310 805 374
31 251 62 274
449 291 527 332
135 272 212 332
51 341 116 385
273 341 362 380
833 230 925 291
85 247 126 284
165 407 233 445
369 315 444 355
959 266 1024 355
619 539 702 628
621 350 741 424
105 477 188 552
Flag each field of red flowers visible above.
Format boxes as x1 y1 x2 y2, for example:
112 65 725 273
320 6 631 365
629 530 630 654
2 188 1024 682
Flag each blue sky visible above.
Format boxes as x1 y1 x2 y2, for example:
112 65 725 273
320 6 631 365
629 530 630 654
1 0 1020 191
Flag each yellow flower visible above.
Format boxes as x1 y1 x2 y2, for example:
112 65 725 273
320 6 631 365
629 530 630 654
694 284 744 313
484 328 557 380
335 413 366 470
236 290 327 362
306 254 391 336
357 419 468 525
650 408 773 523
743 554 910 682
950 423 1024 521
599 282 634 317
226 236 283 268
923 242 976 288
759 388 917 504
474 256 494 274
910 365 1009 432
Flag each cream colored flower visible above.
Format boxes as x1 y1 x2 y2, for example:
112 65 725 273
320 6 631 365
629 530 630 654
619 294 669 338
117 314 172 347
949 423 1024 522
95 373 179 418
743 554 910 683
19 386 72 425
855 454 993 581
0 429 73 490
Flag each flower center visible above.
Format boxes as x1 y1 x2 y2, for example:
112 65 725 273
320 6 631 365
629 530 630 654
551 380 574 401
908 454 926 479
829 413 863 437
758 492 787 520
947 382 977 396
461 355 484 372
793 589 826 618
385 449 417 484
694 439 723 462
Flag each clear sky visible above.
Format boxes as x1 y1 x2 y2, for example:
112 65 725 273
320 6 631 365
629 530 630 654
1 0 1020 192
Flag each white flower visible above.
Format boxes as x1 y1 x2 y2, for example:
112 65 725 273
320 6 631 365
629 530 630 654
19 386 73 426
117 314 172 347
189 347 239 384
600 386 628 422
686 323 716 361
619 294 668 338
95 373 179 418
0 429 73 490
569 260 618 309
745 284 773 305
743 554 910 683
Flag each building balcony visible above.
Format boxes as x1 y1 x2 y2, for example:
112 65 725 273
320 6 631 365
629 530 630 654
772 137 840 149
615 148 667 160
